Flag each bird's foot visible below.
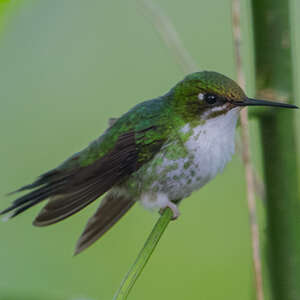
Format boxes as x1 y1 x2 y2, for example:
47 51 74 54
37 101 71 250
159 201 180 220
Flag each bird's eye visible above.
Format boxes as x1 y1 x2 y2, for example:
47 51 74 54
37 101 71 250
204 93 218 105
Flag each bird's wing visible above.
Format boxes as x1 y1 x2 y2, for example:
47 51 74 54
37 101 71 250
1 99 170 226
74 191 135 255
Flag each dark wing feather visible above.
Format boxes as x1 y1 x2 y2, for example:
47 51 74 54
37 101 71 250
1 127 165 226
33 131 139 226
74 192 135 255
1 173 69 217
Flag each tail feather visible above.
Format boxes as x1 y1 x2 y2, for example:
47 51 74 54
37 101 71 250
33 190 102 226
33 173 121 226
1 130 143 233
9 198 44 219
6 169 62 196
74 192 135 255
0 176 67 217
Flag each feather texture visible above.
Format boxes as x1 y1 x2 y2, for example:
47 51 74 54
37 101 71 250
1 97 170 254
1 125 165 230
74 191 135 255
33 131 139 226
1 131 141 219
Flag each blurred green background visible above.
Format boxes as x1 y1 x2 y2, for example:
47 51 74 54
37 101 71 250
0 0 299 299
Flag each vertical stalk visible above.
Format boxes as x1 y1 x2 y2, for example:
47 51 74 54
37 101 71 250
232 1 264 300
251 1 300 299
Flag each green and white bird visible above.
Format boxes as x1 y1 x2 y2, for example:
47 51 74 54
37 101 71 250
1 71 297 254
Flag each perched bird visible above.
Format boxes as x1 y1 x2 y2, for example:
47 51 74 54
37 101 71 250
1 71 297 255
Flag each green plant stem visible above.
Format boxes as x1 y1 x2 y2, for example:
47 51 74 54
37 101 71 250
251 1 300 299
113 208 173 300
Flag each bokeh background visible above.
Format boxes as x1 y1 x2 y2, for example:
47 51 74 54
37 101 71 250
0 0 299 299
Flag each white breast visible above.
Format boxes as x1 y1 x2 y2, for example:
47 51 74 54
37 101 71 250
148 108 240 201
184 107 240 183
137 107 241 212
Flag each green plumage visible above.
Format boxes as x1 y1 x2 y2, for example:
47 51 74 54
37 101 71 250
58 71 246 172
1 71 296 254
60 97 173 170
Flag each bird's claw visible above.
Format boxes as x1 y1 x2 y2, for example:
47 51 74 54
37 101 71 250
159 201 180 220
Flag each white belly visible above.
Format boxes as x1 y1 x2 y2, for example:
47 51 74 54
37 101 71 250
145 108 240 201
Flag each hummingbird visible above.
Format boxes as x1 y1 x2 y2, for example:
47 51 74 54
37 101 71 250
1 71 297 255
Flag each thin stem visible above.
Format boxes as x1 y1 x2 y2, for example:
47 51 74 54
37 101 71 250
232 1 264 300
113 208 173 300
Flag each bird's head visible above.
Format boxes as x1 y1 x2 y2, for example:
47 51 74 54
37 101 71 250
170 71 297 121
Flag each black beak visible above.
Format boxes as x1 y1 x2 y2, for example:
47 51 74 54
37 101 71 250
235 98 298 109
